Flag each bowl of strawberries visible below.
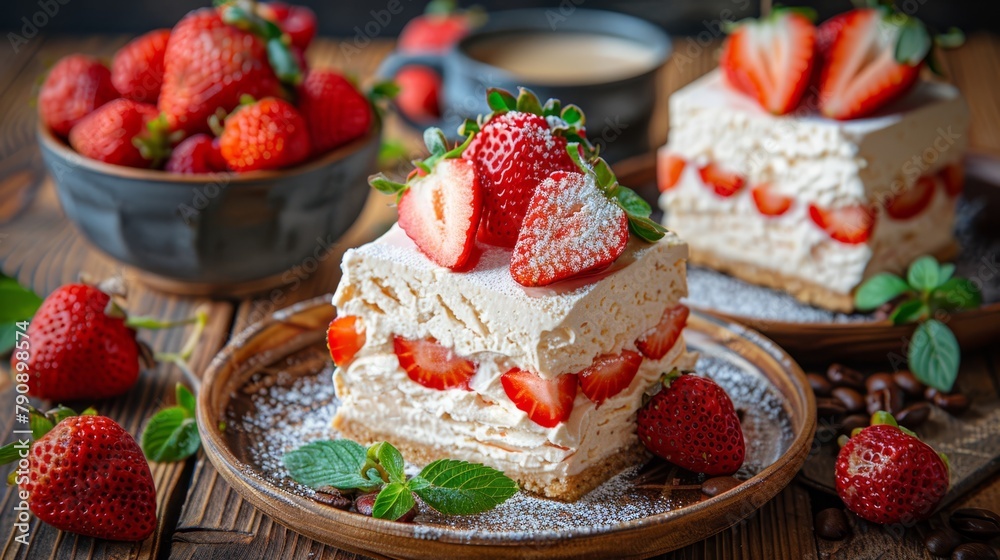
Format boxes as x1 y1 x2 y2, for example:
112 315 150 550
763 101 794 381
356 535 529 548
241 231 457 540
36 1 380 294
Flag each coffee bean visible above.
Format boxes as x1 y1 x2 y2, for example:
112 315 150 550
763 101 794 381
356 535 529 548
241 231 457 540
894 370 926 397
897 402 933 429
924 528 963 556
314 486 352 509
817 397 848 417
951 508 1000 541
808 373 833 396
931 390 972 415
827 363 865 390
951 543 998 560
702 476 741 497
815 508 851 540
839 414 869 435
832 387 866 413
867 385 904 415
865 372 896 393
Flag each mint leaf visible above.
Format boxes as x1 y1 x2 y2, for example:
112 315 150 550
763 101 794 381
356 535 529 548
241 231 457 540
909 319 960 392
141 406 200 462
0 275 42 323
372 482 416 520
855 273 912 311
907 255 940 292
890 299 928 325
414 459 518 515
176 384 196 415
284 440 377 490
933 277 982 311
369 441 406 484
938 263 956 284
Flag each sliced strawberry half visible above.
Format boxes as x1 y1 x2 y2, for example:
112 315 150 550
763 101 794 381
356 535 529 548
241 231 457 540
327 316 366 367
636 304 690 360
720 8 817 115
501 368 577 428
751 184 794 217
885 176 935 220
657 150 686 192
393 336 476 391
939 163 964 198
698 163 746 198
809 203 877 244
578 350 642 407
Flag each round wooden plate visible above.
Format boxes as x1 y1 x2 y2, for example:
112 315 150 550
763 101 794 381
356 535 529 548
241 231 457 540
196 297 815 559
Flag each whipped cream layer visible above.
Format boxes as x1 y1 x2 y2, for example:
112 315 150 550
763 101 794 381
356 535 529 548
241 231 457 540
333 225 688 378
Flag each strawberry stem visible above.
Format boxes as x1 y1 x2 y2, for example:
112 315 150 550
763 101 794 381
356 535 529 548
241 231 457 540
153 309 208 392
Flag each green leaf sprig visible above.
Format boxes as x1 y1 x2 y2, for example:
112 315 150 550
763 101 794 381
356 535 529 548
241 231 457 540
855 255 982 392
141 384 201 462
284 439 518 521
0 274 42 355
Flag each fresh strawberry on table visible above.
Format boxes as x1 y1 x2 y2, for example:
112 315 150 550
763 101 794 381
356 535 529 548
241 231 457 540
111 28 171 103
394 336 476 391
257 1 317 51
720 7 817 115
0 408 157 541
836 412 949 524
501 368 577 428
218 97 311 172
578 350 642 407
69 98 173 168
370 128 482 269
38 54 119 138
637 369 746 476
298 70 373 154
165 133 227 174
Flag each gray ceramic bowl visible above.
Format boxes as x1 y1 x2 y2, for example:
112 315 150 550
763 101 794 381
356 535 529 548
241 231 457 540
38 123 380 295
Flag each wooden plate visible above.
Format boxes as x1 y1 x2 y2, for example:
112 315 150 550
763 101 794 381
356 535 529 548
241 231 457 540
617 152 1000 364
196 297 816 559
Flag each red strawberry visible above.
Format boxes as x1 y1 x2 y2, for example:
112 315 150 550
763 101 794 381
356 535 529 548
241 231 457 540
635 304 689 360
111 29 171 103
218 97 311 172
258 2 317 51
809 203 877 244
159 9 282 136
511 170 628 287
165 133 226 174
698 163 745 198
463 111 579 247
327 315 366 367
298 70 373 154
69 98 170 168
637 370 746 476
939 163 964 197
720 8 816 115
395 66 442 123
751 184 795 216
885 175 935 220
657 150 686 192
501 369 577 428
38 54 119 138
14 284 144 401
578 350 642 407
16 413 157 541
393 336 476 391
835 414 949 524
817 8 923 120
397 1 472 54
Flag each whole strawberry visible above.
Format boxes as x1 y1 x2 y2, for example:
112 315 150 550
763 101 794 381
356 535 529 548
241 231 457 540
165 133 227 174
17 411 157 541
836 413 949 525
159 8 282 136
69 98 170 168
397 0 472 53
298 70 372 154
395 66 441 123
38 54 119 137
637 369 746 476
17 284 143 401
111 28 171 103
219 97 311 172
258 1 317 51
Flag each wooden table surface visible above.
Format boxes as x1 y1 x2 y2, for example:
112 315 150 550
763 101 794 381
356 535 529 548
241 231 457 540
1 33 999 560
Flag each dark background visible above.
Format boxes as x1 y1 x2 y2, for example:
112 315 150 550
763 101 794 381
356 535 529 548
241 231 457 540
1 0 996 37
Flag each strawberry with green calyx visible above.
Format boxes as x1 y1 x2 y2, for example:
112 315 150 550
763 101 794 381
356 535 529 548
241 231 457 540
217 95 312 172
216 0 303 87
69 100 179 168
369 129 482 269
637 369 746 476
835 411 949 525
0 407 157 541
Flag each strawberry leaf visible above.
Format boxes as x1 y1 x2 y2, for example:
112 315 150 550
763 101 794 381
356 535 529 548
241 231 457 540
372 482 416 520
141 406 200 462
30 411 53 440
561 105 584 126
0 442 23 465
907 255 940 292
515 87 543 115
894 16 932 66
615 187 652 218
628 215 668 242
284 440 379 490
266 37 302 86
909 319 960 392
413 459 518 515
542 98 562 117
46 405 77 426
369 173 409 201
486 88 517 113
423 127 448 156
854 273 912 311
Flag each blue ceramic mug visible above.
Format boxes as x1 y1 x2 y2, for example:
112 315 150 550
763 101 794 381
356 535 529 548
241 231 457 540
378 8 671 162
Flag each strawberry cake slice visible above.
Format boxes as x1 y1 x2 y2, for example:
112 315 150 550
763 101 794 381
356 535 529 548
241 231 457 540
329 89 695 500
657 7 969 311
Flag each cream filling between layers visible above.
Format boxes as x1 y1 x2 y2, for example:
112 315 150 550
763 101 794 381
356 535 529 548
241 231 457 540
333 333 697 483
